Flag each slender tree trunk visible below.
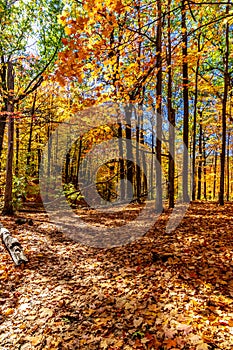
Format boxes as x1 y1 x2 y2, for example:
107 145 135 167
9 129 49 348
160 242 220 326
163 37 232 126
118 122 125 200
26 93 37 175
0 56 8 158
168 109 175 208
197 113 203 200
219 1 229 205
167 0 175 208
125 105 134 200
2 62 15 215
65 153 70 184
213 151 217 200
136 113 141 201
150 119 154 200
15 121 19 177
45 124 51 202
155 0 163 212
231 148 233 200
76 136 83 189
70 141 77 183
192 34 201 201
182 0 189 202
15 102 20 177
37 134 42 176
226 132 230 201
135 4 143 202
203 137 207 200
140 111 147 197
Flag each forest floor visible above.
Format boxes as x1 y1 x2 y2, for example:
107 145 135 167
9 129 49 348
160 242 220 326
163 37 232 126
0 201 233 350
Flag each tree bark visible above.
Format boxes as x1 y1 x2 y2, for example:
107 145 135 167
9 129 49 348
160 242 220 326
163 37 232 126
45 123 51 202
15 103 20 177
136 113 141 201
182 0 190 202
76 136 83 189
2 62 15 215
0 56 8 158
26 92 37 175
192 34 201 201
125 105 134 200
117 122 126 200
226 131 230 201
167 0 175 208
197 113 203 200
139 106 147 197
219 1 229 205
150 118 155 200
168 109 175 208
203 137 207 200
213 151 217 200
1 224 28 266
155 0 163 212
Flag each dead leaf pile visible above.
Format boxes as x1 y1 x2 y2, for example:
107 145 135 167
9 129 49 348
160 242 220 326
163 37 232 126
0 202 233 349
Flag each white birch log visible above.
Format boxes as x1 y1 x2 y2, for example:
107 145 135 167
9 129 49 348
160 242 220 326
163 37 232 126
0 224 28 266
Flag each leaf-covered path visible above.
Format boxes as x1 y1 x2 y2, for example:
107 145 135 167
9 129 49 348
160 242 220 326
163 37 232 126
1 202 233 349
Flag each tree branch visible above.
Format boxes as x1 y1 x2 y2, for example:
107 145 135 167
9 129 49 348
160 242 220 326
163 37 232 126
17 42 61 102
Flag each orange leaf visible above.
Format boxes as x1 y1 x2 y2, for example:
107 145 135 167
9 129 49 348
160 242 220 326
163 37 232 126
164 339 177 349
64 27 72 36
62 38 68 45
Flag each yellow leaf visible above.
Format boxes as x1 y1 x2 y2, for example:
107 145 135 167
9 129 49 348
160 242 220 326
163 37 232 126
4 308 14 316
115 340 124 347
19 323 27 329
64 27 72 36
148 304 157 312
0 272 8 280
31 335 43 346
196 343 209 350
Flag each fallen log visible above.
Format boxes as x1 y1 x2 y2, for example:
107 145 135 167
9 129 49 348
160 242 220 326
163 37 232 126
0 224 28 266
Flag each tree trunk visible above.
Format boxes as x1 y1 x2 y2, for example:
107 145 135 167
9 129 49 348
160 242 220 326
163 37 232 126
213 151 217 200
139 108 147 197
192 34 201 201
26 92 37 175
65 153 70 184
150 118 154 200
167 0 175 208
76 136 83 189
203 137 207 200
136 115 141 201
226 131 230 201
125 105 134 200
197 113 203 200
37 134 42 176
219 1 229 206
117 122 126 200
0 56 8 158
168 109 175 208
1 224 28 265
45 124 51 202
15 103 20 177
155 0 163 212
2 62 15 216
182 0 190 202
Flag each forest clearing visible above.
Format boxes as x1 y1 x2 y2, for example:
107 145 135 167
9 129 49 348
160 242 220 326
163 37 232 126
0 0 233 349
